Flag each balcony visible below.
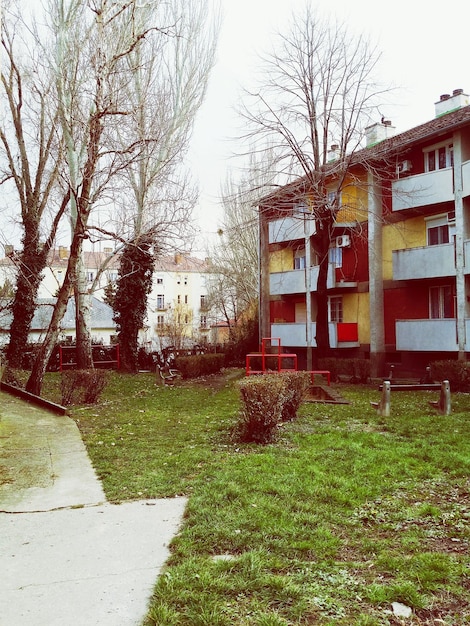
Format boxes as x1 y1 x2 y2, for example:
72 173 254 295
270 322 359 349
270 265 336 296
395 318 470 351
269 216 315 243
463 160 470 194
392 240 470 280
393 243 455 280
392 168 453 212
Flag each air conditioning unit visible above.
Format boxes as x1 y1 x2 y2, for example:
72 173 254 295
447 211 456 224
335 234 351 248
396 160 412 175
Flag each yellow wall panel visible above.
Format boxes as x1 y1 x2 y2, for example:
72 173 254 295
343 292 370 343
269 248 293 273
382 217 425 280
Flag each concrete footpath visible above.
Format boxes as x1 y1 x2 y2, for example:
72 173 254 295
0 390 187 626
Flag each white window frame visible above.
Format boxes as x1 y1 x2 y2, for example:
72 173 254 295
429 285 454 319
423 140 453 172
328 296 343 323
425 214 450 246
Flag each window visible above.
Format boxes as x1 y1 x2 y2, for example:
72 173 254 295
157 315 164 327
156 277 163 284
200 315 207 328
157 294 165 309
429 286 453 319
184 295 188 304
426 215 450 245
329 296 343 323
424 141 453 172
294 248 306 270
200 294 207 308
177 294 181 304
328 246 343 268
87 271 94 282
428 224 449 245
184 276 188 285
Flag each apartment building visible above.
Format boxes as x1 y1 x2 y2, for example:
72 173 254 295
258 89 470 376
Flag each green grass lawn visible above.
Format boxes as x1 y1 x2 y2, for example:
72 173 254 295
66 370 470 625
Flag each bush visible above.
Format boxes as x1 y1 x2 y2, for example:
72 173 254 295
236 375 287 444
61 369 109 405
174 354 225 379
430 360 470 392
279 371 311 421
234 372 309 443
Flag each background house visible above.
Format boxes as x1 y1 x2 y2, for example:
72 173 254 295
0 247 219 352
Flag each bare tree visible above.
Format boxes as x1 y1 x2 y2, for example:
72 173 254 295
0 7 67 369
24 0 166 394
110 0 219 372
207 158 264 336
242 7 385 364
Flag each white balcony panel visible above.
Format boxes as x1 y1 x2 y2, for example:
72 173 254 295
392 168 453 211
393 243 455 280
463 160 470 198
270 265 335 296
396 319 458 351
270 322 337 348
269 216 314 243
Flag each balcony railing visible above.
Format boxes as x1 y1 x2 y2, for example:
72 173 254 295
270 322 358 349
395 319 470 351
392 240 470 280
392 168 454 211
270 265 336 295
268 216 315 243
392 243 455 280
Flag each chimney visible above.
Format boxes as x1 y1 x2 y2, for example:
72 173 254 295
327 144 339 162
174 252 182 265
59 246 69 260
365 120 396 147
4 244 14 257
435 89 469 117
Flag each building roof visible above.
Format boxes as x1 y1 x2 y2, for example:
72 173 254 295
154 253 213 273
0 248 212 274
0 296 115 332
259 103 470 204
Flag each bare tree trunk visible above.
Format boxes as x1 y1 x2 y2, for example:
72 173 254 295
74 255 93 369
26 236 83 395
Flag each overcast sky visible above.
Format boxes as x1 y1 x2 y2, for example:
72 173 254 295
190 0 470 245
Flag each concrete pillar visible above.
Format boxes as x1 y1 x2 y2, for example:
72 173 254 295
452 132 466 359
368 171 386 378
258 208 271 344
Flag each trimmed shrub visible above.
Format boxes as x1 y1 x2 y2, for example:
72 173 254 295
279 371 311 421
174 354 225 379
430 360 470 392
236 375 286 444
61 369 109 405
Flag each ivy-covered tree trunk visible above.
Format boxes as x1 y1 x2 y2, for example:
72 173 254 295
113 237 154 373
6 229 48 369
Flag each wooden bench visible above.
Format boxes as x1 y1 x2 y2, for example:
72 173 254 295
308 370 331 386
